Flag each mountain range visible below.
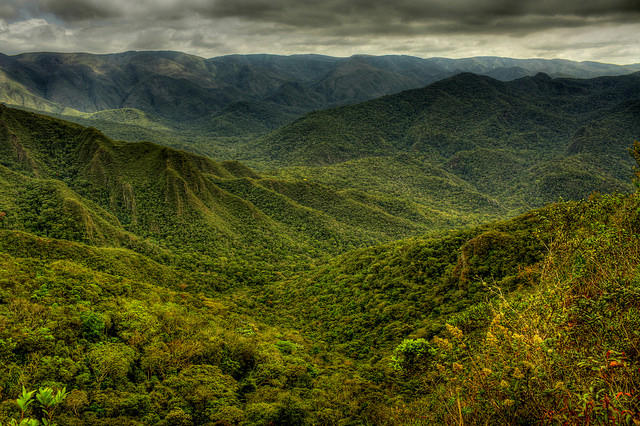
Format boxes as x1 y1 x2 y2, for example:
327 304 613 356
0 51 639 424
2 50 637 217
0 102 637 424
1 51 638 157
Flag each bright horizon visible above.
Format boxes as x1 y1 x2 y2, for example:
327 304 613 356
1 50 638 67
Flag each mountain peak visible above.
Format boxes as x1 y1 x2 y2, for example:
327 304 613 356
533 72 553 81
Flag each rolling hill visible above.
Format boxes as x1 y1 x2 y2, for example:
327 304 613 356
258 72 640 214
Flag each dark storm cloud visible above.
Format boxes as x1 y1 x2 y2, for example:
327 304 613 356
1 0 122 22
38 0 121 21
200 0 640 32
23 0 640 31
0 4 17 19
39 0 122 22
0 0 26 20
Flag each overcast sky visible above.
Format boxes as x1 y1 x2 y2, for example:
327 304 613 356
0 0 638 64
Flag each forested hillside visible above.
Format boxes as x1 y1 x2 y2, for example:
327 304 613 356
4 104 490 284
260 72 639 215
1 51 637 159
0 135 638 424
0 65 639 424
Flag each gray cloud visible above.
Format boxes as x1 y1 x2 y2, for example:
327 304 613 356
0 0 638 64
38 0 121 22
127 28 173 51
19 0 640 30
198 0 640 29
0 3 17 20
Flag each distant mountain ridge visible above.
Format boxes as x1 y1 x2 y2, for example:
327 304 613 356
0 51 637 149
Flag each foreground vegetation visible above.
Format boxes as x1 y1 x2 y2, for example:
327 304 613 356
390 192 640 424
0 185 638 424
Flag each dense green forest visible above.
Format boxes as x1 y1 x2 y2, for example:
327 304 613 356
1 191 639 424
0 65 639 425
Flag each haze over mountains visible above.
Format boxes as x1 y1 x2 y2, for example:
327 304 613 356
1 51 638 157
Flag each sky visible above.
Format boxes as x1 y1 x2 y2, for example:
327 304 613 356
0 0 639 64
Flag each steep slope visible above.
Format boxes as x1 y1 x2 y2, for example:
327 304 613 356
0 104 464 271
257 72 640 164
242 190 640 424
1 51 638 160
565 99 640 180
266 154 506 223
0 51 238 116
255 72 639 210
387 192 640 424
311 56 440 105
0 168 637 425
253 210 545 358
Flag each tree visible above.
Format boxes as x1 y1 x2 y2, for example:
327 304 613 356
391 338 435 374
87 343 135 389
631 140 640 189
4 386 68 426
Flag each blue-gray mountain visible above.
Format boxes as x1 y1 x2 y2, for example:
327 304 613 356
0 51 637 151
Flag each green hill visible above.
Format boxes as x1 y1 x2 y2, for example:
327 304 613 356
253 210 546 359
0 186 637 424
384 191 640 424
1 104 484 278
0 232 372 425
255 72 640 165
254 72 639 214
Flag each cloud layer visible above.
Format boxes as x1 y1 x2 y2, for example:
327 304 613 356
0 0 638 63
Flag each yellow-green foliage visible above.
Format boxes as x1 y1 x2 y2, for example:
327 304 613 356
388 193 640 424
1 98 639 424
252 210 545 363
0 246 379 425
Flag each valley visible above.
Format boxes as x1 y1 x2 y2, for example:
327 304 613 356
0 53 638 424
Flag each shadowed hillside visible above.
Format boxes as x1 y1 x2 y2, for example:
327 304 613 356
258 72 639 215
1 51 637 158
